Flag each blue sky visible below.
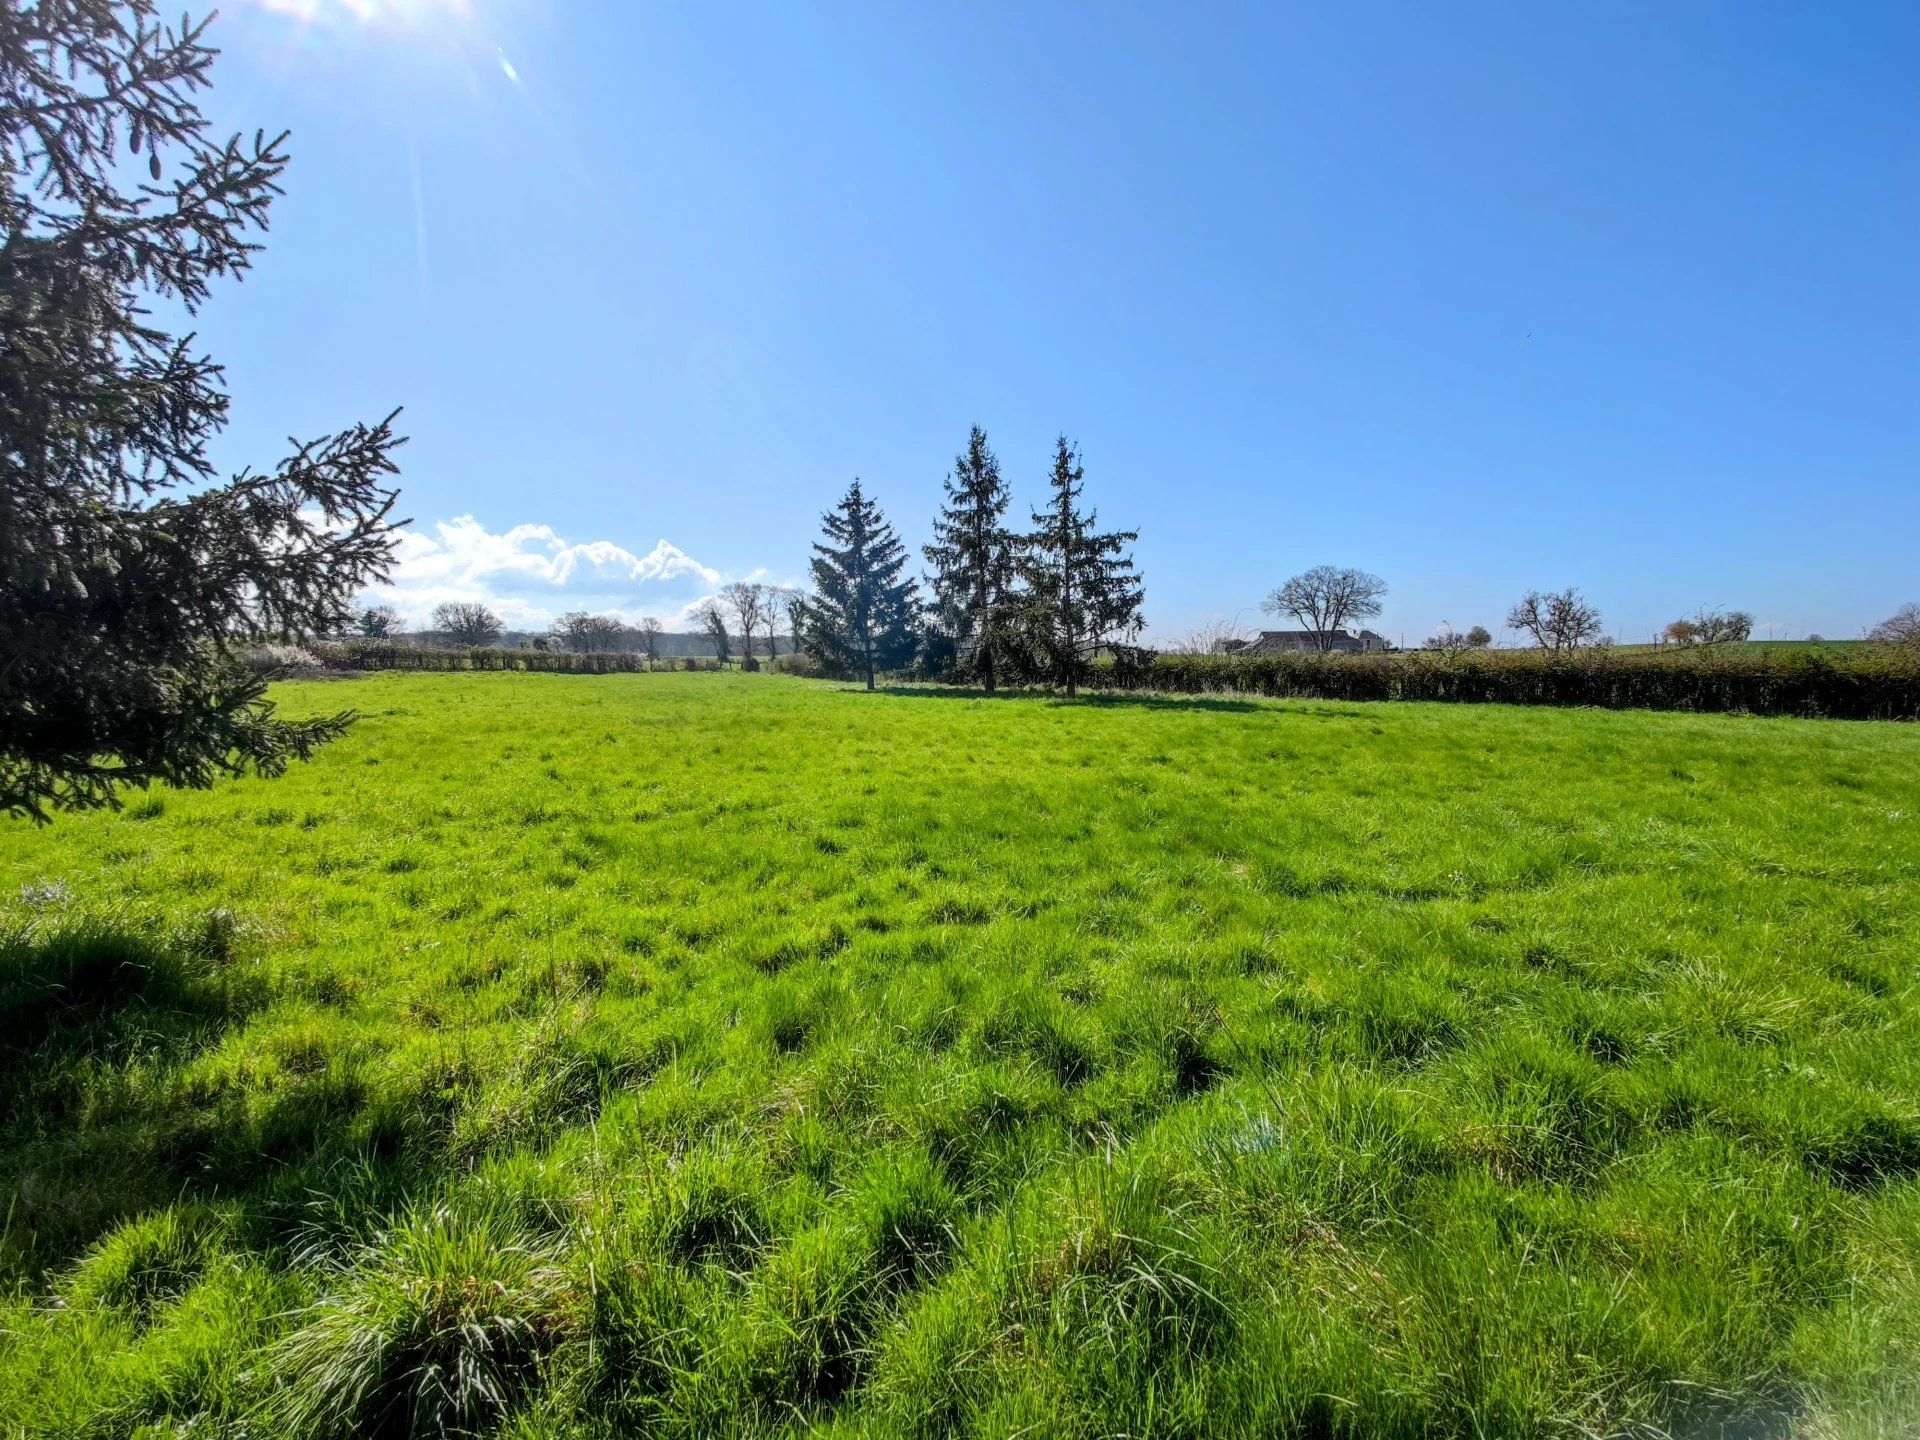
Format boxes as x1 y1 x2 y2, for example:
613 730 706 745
201 1 1917 641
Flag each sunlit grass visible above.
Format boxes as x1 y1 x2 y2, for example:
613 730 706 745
2 673 1917 1436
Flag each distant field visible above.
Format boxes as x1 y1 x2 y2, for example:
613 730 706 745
1609 639 1870 654
4 674 1919 1437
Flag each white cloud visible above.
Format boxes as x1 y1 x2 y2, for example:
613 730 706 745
362 515 730 631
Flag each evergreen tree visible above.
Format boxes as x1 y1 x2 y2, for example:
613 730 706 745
798 480 918 691
1020 438 1144 697
0 5 404 819
923 425 1017 690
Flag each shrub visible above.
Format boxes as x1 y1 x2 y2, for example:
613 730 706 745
771 652 824 679
315 641 673 675
244 643 327 679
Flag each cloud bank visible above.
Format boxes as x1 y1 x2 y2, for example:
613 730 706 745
362 515 740 631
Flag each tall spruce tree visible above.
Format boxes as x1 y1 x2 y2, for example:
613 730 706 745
798 480 918 691
923 425 1017 690
0 5 404 819
1021 437 1145 697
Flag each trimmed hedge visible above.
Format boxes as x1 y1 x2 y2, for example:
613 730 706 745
312 639 1920 719
315 640 723 674
1111 648 1920 720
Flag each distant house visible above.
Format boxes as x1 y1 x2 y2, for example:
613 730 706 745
1225 628 1391 655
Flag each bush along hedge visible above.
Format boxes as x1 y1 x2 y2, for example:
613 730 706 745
1119 647 1920 720
315 641 750 675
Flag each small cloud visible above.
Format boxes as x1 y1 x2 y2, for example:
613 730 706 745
631 540 722 587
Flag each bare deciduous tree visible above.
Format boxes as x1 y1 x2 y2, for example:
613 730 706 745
1170 619 1252 655
782 590 811 665
1264 566 1387 651
1692 608 1754 645
550 611 622 652
357 604 399 638
1869 603 1920 647
1664 608 1752 647
633 615 664 664
1506 589 1602 653
762 587 800 658
720 581 769 663
1427 623 1492 657
432 602 502 647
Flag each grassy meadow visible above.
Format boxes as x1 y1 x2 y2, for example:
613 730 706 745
3 673 1919 1437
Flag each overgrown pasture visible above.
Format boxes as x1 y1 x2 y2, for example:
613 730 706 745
2 674 1918 1437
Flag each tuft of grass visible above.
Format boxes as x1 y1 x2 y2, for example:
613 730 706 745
268 1198 582 1438
652 1147 770 1269
65 1205 233 1318
732 1219 884 1409
849 1146 962 1290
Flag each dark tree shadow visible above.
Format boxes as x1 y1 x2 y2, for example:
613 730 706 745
875 684 1270 715
0 912 448 1284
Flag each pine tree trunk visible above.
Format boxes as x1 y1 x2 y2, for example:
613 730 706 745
1060 561 1075 698
979 590 995 694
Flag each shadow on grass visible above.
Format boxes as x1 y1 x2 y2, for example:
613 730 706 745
0 911 253 1052
875 684 1272 715
0 911 441 1284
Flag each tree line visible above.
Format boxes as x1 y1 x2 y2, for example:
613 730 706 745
1220 565 1884 657
353 591 800 665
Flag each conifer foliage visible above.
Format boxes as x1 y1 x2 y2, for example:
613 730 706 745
923 426 1017 691
0 4 405 819
797 481 919 690
1019 437 1144 697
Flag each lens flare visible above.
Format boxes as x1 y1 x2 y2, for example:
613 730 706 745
255 0 474 33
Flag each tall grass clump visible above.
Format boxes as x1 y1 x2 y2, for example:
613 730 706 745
64 1204 235 1316
268 1198 582 1438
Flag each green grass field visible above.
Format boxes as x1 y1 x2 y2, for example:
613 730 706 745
4 673 1919 1438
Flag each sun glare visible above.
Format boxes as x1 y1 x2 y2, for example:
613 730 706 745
256 0 474 33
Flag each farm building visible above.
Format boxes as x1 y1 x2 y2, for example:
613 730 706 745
1226 628 1393 654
